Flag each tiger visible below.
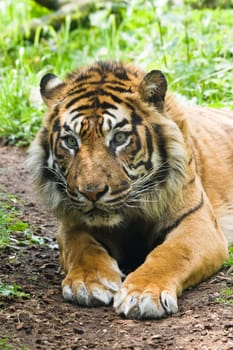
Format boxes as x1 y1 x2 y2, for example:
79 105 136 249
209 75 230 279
28 61 233 319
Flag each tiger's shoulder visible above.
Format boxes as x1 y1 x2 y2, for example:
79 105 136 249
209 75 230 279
168 99 233 244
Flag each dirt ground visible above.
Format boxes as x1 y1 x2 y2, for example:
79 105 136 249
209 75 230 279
0 146 232 350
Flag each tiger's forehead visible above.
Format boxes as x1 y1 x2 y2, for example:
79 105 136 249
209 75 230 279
60 104 130 134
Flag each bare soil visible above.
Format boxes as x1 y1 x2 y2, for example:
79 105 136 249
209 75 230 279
0 146 232 350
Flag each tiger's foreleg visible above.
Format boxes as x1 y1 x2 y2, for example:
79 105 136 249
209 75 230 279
57 226 123 306
114 196 228 319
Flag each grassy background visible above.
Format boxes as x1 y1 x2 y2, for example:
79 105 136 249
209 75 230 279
0 0 233 144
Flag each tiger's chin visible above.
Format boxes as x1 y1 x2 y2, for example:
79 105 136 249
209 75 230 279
81 209 123 228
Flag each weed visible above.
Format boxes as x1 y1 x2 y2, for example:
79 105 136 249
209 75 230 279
0 191 45 248
224 246 233 268
0 281 29 300
216 288 233 305
0 337 28 350
0 337 13 350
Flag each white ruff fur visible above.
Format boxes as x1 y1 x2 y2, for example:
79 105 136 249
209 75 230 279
218 215 233 245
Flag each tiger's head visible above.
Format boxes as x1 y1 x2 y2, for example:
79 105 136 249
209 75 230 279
29 62 187 228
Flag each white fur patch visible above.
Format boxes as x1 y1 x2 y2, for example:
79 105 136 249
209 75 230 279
76 282 90 305
83 212 123 228
62 285 74 302
92 287 114 305
100 279 122 293
62 264 123 306
218 215 233 245
62 279 121 306
111 260 125 278
114 288 178 319
160 291 178 314
46 76 63 91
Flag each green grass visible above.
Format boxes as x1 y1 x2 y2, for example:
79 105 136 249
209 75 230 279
0 338 13 350
0 191 44 248
0 0 232 144
225 246 233 268
216 287 233 305
0 281 29 300
0 191 46 302
0 337 28 350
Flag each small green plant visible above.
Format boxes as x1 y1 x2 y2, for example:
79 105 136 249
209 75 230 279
0 337 13 350
216 287 233 305
0 281 29 300
0 337 28 350
0 191 45 248
224 246 233 268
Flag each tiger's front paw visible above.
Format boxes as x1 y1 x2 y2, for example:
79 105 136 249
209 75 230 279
113 279 178 319
62 259 123 306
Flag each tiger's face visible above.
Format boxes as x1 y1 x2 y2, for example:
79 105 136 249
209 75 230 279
30 62 186 227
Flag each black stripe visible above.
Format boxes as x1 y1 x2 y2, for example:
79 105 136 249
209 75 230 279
67 88 118 108
48 108 59 124
131 111 142 125
80 118 90 138
73 80 102 86
40 128 49 159
129 158 152 172
106 91 122 104
113 66 129 81
158 192 204 240
100 101 118 110
70 100 119 114
105 84 132 93
104 110 117 119
71 73 93 82
96 115 105 137
71 113 83 122
49 134 54 150
53 119 60 132
145 126 153 158
65 90 96 109
70 104 93 113
67 81 130 99
135 127 153 171
52 119 61 154
41 165 56 182
105 79 130 86
188 156 193 165
186 177 195 186
130 126 141 157
114 119 129 129
152 124 169 182
66 86 87 98
63 122 72 132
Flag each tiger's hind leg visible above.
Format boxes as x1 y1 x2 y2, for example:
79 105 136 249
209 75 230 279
57 226 123 306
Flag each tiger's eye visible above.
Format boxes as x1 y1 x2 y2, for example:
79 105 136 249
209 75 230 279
64 135 78 149
113 132 128 145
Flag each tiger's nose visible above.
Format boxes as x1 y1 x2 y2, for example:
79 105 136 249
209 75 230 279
78 184 108 202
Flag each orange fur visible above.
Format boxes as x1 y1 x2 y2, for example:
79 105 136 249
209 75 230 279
28 61 232 319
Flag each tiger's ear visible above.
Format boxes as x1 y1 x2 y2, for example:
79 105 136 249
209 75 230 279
40 73 66 107
139 70 167 111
